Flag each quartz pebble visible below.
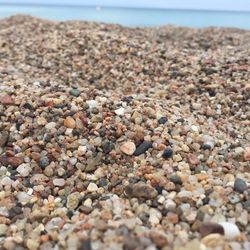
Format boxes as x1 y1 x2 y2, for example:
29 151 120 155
87 182 98 192
120 141 136 155
53 178 65 187
16 163 32 177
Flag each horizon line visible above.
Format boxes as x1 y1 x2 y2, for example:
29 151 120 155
1 2 250 14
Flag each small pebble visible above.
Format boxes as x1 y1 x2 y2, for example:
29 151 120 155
162 148 173 159
125 183 157 199
64 117 76 128
234 178 247 193
53 178 65 187
87 182 98 192
120 141 136 155
0 132 9 147
66 192 81 210
133 141 152 156
158 117 168 124
16 163 32 177
38 157 50 169
69 88 80 97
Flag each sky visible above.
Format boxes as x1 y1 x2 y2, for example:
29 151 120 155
0 0 250 12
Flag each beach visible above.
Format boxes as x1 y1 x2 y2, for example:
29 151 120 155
0 15 249 250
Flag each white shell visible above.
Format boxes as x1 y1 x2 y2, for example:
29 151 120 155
219 222 240 239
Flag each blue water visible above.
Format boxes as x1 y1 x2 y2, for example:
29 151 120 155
1 4 250 29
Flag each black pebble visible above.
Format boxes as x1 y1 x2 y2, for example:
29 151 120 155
155 185 163 194
158 117 168 124
201 144 212 150
162 148 173 158
23 103 33 110
133 141 153 156
102 141 114 154
67 210 74 219
38 156 50 169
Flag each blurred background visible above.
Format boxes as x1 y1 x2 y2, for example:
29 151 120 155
0 0 250 29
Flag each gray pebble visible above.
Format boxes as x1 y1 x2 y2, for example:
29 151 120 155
234 178 247 193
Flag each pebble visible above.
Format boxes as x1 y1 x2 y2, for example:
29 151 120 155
199 222 224 237
16 163 32 177
86 100 97 109
38 156 50 169
133 141 153 156
115 107 125 116
125 183 157 199
1 176 12 186
0 132 9 147
17 192 31 204
27 239 39 250
157 117 168 125
202 135 215 150
7 156 24 167
66 192 81 210
243 147 250 161
78 145 87 155
162 148 173 159
87 182 98 192
53 178 65 187
45 122 57 130
234 178 247 193
120 141 136 155
218 222 241 239
0 94 14 105
64 117 76 128
0 224 8 236
69 88 80 97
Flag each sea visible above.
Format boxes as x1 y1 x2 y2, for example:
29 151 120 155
0 4 250 29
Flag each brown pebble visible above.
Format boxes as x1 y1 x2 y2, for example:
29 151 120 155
243 147 250 161
166 212 179 224
199 222 224 238
149 231 168 247
64 117 76 128
0 94 14 105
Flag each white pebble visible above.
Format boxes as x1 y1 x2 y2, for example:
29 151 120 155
45 122 57 130
78 145 87 155
87 183 98 192
16 164 32 177
219 222 240 239
17 192 31 204
115 107 125 116
86 100 97 109
53 178 65 187
1 177 12 186
83 198 92 207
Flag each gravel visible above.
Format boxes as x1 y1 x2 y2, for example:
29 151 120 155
0 15 249 250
